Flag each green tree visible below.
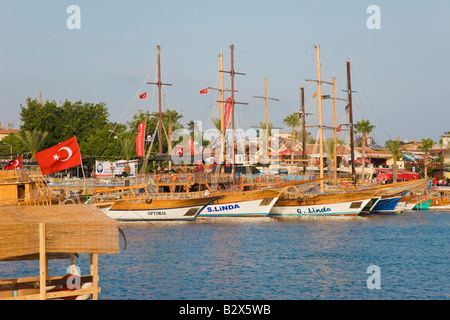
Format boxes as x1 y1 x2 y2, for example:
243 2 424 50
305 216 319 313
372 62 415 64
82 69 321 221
283 113 301 160
19 98 109 149
418 138 434 179
385 138 403 183
354 119 375 181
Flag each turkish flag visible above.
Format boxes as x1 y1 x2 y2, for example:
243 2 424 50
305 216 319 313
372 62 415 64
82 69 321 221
136 121 146 157
200 88 208 94
4 156 22 170
35 136 82 175
336 125 342 132
139 92 147 99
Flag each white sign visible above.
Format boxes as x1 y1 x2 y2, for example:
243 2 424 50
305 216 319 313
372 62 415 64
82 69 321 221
94 160 138 177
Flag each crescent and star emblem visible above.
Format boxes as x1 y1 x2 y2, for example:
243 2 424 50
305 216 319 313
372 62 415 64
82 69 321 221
53 147 73 161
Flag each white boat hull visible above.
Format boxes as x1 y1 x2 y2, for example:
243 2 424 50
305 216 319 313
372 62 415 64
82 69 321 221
270 197 373 217
200 197 279 217
105 204 204 221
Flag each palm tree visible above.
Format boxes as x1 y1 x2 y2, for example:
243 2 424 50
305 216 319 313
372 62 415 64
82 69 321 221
211 118 221 131
354 119 375 182
385 138 403 183
16 129 48 161
120 137 134 177
418 138 434 179
283 113 300 160
120 137 134 160
324 138 344 182
165 109 183 170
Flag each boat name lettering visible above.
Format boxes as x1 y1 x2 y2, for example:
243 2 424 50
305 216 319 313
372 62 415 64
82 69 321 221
297 207 332 214
147 211 167 215
207 204 240 213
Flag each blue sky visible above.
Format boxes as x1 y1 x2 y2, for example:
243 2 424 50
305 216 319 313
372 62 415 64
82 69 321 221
1 0 449 145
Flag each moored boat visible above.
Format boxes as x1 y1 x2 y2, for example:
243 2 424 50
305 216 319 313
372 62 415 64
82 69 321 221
200 188 281 217
104 192 221 221
364 179 429 214
270 189 378 217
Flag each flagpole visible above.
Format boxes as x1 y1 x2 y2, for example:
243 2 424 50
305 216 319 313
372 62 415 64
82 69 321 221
80 160 90 204
76 136 89 204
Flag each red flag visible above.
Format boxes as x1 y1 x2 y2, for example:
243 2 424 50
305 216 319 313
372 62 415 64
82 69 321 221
136 121 146 157
187 137 198 155
4 156 22 170
336 125 342 132
224 97 232 129
35 136 82 175
200 88 208 94
195 160 204 172
139 92 147 99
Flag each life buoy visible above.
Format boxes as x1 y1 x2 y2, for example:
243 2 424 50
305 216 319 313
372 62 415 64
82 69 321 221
155 175 161 182
256 176 262 182
145 198 152 204
171 175 177 182
240 175 246 182
275 176 280 182
186 174 192 181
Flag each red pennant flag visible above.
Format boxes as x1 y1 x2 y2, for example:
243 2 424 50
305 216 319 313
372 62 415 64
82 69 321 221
136 121 146 157
4 156 22 170
224 97 232 129
139 92 147 99
336 125 342 132
35 136 82 175
200 88 208 94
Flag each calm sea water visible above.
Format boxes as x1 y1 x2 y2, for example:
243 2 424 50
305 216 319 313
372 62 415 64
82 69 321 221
1 211 449 300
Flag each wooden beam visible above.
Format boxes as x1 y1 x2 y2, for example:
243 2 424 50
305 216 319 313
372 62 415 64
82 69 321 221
39 223 46 300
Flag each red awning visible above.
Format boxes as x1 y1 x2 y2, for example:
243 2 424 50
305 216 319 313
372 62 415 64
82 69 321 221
375 168 418 181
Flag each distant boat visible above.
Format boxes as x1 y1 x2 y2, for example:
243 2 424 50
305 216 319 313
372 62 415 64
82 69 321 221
370 191 408 214
412 199 432 211
363 179 429 214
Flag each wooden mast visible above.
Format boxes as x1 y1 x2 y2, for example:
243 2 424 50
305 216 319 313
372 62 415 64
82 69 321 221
346 58 356 181
210 53 238 172
220 53 225 171
253 77 279 164
316 45 325 193
301 86 306 174
219 44 247 185
147 45 172 173
332 77 337 184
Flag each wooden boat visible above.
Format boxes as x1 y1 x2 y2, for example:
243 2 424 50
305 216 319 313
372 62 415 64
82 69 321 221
270 189 378 217
104 192 221 221
200 188 281 217
427 196 450 210
0 204 119 300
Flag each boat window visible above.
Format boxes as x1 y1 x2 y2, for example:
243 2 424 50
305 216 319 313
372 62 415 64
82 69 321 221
349 201 363 209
